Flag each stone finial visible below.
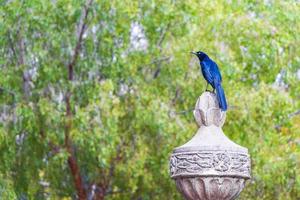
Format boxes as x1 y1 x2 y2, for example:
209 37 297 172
170 92 251 200
193 92 226 127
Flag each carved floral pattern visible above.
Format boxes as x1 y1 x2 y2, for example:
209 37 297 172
213 153 230 172
170 151 250 178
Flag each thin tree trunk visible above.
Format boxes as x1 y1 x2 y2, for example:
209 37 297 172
64 93 87 199
64 0 93 199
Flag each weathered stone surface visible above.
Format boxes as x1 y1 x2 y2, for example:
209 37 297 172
175 177 245 200
169 92 251 200
193 92 226 127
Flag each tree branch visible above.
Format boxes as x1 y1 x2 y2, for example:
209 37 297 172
156 22 171 50
64 0 93 199
275 109 300 131
16 25 31 100
152 22 172 79
90 144 123 200
68 0 93 81
170 86 181 106
0 87 16 103
7 31 18 62
288 110 300 118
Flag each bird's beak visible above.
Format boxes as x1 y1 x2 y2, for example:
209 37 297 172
190 51 197 55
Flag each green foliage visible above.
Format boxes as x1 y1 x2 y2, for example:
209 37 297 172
0 0 299 199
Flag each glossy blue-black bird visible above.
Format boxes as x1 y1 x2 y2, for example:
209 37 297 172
191 51 227 111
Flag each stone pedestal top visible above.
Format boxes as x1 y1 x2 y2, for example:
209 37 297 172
174 125 248 153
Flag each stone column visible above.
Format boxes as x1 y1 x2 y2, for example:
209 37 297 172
169 92 251 200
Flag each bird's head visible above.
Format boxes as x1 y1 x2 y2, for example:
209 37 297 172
191 51 208 61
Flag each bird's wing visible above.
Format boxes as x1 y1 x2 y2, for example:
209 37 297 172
210 61 222 82
201 61 214 84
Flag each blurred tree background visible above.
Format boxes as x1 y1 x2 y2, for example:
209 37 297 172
0 0 300 199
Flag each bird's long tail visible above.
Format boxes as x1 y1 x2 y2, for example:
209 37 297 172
214 80 227 111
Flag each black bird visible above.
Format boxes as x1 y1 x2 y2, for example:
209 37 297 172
191 51 227 111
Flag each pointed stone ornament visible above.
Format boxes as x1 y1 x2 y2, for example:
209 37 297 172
170 92 251 200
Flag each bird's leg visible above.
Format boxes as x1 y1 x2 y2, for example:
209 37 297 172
205 83 209 91
213 88 215 93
